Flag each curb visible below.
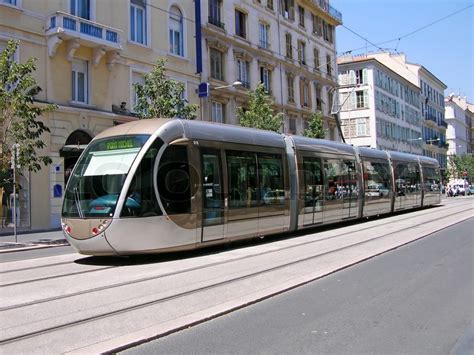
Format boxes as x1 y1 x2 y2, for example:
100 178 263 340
0 241 69 254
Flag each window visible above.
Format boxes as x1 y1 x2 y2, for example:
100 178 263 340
130 0 147 44
211 101 224 123
209 0 224 28
281 0 295 20
287 74 295 103
260 66 271 93
169 6 184 56
258 153 285 206
259 22 270 49
236 59 250 88
363 160 391 199
235 9 246 38
2 0 18 5
70 0 90 19
297 40 306 65
315 83 322 111
227 151 258 208
313 47 320 72
266 0 274 10
312 14 322 36
298 5 305 27
355 69 367 84
72 59 88 103
356 90 369 109
289 118 296 134
210 48 224 81
131 71 145 112
326 54 332 78
157 145 192 215
300 79 310 108
121 138 164 218
285 33 292 59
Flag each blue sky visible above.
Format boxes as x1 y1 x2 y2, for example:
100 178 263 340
331 0 474 100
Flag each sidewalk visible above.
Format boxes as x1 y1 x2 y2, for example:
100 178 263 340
0 229 68 253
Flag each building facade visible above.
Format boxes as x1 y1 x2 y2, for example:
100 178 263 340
1 0 199 230
337 54 422 155
198 0 342 138
405 63 448 171
444 95 472 156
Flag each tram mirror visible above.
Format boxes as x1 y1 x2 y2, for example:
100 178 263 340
169 138 191 146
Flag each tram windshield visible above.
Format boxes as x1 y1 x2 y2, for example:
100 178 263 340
62 135 150 218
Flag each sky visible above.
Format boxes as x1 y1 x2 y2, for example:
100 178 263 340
331 0 474 100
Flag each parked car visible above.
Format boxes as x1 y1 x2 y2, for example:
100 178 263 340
468 185 474 196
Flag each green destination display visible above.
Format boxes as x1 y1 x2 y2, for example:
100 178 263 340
105 139 136 150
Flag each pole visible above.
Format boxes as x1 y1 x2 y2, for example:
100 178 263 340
11 144 19 243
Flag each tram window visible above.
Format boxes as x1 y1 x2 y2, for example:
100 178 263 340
363 160 391 197
422 167 440 192
303 157 323 207
394 162 420 196
121 138 163 218
226 151 258 208
258 153 284 205
157 145 192 215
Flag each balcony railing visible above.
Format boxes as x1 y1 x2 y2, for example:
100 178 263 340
208 16 225 29
46 11 122 49
311 0 343 23
259 40 270 49
438 119 448 128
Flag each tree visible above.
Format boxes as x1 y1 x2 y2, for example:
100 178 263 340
303 111 325 139
0 40 56 177
447 154 474 182
133 58 197 119
237 83 284 132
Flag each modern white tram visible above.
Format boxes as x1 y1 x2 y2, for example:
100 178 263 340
61 119 441 256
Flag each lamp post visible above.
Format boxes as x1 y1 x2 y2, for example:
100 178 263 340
10 143 20 242
199 81 242 121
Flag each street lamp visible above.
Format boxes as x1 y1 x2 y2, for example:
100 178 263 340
407 137 422 154
199 81 243 121
213 81 242 90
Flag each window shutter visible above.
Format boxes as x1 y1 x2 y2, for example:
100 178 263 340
308 83 312 108
349 70 355 85
363 90 369 108
350 91 356 109
362 68 368 84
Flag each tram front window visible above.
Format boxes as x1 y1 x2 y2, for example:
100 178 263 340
62 135 150 218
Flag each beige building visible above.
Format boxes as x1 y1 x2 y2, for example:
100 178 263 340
1 0 199 230
198 0 342 138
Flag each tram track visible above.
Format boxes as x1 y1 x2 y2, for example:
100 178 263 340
1 205 471 346
0 201 470 310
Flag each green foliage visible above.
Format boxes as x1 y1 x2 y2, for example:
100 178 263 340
133 58 197 119
446 154 474 182
303 111 325 139
237 83 283 132
0 40 57 175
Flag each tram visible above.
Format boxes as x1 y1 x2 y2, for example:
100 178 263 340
61 119 441 256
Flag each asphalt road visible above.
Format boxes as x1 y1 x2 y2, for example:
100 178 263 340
124 218 474 355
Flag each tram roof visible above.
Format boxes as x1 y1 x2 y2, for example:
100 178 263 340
289 136 356 156
355 146 389 160
94 118 287 149
386 150 424 164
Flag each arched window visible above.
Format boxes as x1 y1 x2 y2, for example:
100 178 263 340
169 6 184 56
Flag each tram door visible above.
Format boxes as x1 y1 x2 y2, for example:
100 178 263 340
302 157 324 226
201 149 225 242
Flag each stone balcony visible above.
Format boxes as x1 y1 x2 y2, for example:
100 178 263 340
310 0 342 24
45 11 122 69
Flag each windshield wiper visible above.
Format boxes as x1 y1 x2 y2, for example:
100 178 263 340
73 186 84 219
